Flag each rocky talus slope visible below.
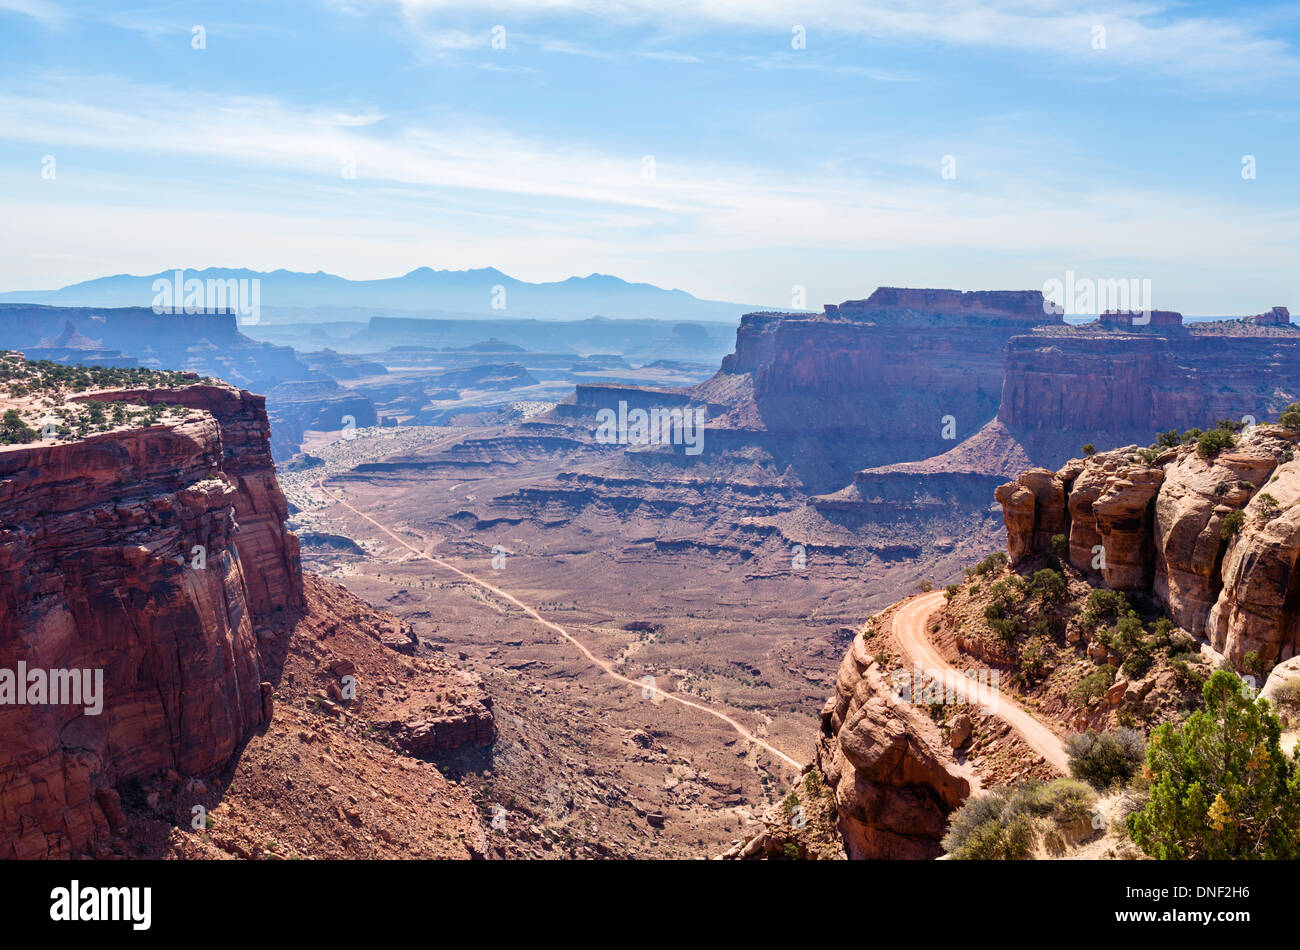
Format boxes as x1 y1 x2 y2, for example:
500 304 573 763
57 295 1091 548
0 370 492 858
995 425 1300 670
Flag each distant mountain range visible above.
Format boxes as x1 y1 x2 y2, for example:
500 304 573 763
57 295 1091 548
0 267 768 323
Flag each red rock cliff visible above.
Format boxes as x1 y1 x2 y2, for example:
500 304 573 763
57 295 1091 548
0 382 299 858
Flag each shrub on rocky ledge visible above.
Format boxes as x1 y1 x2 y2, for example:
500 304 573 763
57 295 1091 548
1065 728 1146 790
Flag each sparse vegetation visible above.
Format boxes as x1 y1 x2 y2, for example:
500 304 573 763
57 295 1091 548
1195 424 1236 460
1072 666 1115 704
0 408 37 444
1221 509 1246 540
1030 567 1067 603
1255 492 1280 523
943 778 1098 860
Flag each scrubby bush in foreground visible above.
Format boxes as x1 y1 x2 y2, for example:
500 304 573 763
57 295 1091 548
943 778 1098 860
1065 729 1146 790
1126 670 1300 859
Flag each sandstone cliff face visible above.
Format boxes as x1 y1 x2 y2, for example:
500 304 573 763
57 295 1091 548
998 329 1300 463
76 385 303 616
0 382 304 858
816 632 970 859
996 427 1300 669
704 296 1062 493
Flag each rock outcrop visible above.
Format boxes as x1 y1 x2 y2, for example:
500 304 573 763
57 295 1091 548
996 426 1300 669
0 378 306 858
815 631 970 859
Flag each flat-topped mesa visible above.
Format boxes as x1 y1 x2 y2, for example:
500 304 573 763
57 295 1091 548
1097 309 1186 330
826 287 1056 324
1252 306 1291 327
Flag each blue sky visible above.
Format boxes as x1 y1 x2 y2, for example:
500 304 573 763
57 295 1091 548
1 0 1298 313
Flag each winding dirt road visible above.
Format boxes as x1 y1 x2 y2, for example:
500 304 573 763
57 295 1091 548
893 591 1070 775
316 477 803 772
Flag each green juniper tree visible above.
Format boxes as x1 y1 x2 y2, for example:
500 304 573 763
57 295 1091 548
1126 670 1300 859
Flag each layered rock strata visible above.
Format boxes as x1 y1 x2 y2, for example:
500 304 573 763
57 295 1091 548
0 379 311 858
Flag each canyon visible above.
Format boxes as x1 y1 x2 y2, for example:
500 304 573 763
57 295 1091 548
4 285 1299 862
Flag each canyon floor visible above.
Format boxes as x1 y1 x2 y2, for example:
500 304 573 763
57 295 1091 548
280 424 965 858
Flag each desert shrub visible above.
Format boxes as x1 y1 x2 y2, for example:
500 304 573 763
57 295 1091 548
1255 492 1281 523
1065 729 1147 790
989 618 1019 645
1019 636 1050 679
942 789 1034 860
1072 666 1116 704
1031 568 1067 603
1050 533 1068 556
1240 649 1263 679
944 584 960 600
0 408 37 445
1149 617 1175 650
1196 425 1236 460
1171 656 1207 692
1111 612 1144 653
1155 429 1182 448
944 779 1097 859
970 551 1008 576
1029 615 1061 640
1279 410 1300 427
1080 589 1128 631
1271 680 1300 710
1082 443 1096 456
1034 778 1099 825
917 579 933 593
1127 671 1300 859
1220 509 1246 540
1122 647 1153 679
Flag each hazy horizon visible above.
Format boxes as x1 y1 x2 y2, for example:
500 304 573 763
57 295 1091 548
2 0 1299 314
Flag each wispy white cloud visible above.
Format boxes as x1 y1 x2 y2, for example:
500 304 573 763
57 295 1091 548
362 0 1300 87
0 0 62 23
1 74 1296 275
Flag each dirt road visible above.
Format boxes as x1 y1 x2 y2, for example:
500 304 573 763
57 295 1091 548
317 477 803 772
893 591 1070 774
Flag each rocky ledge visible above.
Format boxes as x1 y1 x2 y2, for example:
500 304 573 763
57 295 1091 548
995 424 1300 670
